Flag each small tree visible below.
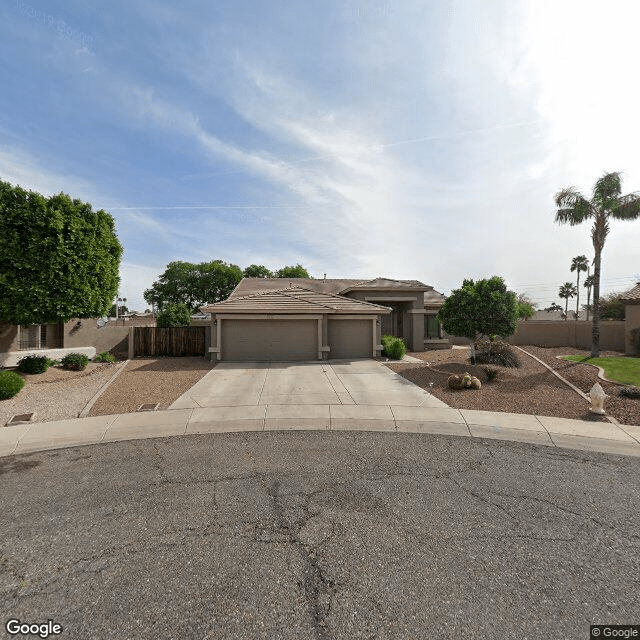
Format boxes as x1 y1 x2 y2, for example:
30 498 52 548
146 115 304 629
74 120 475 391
516 293 537 321
558 282 577 320
0 180 123 325
544 302 563 313
437 277 518 340
599 291 625 320
275 264 310 278
156 303 191 327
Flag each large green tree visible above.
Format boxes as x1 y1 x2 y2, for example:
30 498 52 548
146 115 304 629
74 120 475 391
570 255 589 318
555 171 640 356
437 276 518 340
243 264 273 278
144 260 243 312
275 264 310 278
0 180 122 325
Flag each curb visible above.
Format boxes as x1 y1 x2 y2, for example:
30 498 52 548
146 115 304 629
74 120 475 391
78 360 129 418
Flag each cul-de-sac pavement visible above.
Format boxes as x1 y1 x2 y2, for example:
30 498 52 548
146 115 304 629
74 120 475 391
2 426 640 640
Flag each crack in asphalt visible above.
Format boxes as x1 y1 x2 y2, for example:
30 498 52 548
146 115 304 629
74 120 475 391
264 479 336 640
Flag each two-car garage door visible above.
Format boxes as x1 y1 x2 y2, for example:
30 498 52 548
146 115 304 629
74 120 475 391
222 319 317 361
220 317 374 361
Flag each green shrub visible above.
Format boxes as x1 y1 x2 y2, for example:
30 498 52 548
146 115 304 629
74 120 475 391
0 371 25 399
381 335 407 360
17 354 55 374
61 352 90 371
94 352 115 364
473 339 520 368
157 302 192 327
619 386 640 400
482 367 499 382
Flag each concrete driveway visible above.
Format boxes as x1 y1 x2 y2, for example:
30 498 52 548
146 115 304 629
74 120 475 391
169 360 447 409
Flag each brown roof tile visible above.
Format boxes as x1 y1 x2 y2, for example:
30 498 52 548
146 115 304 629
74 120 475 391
230 277 433 298
621 282 640 303
201 286 392 314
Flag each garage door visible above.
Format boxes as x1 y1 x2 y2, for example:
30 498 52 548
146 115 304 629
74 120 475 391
328 319 372 359
222 319 317 361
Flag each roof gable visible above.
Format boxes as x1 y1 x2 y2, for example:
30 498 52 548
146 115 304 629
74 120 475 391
621 282 640 303
201 286 392 314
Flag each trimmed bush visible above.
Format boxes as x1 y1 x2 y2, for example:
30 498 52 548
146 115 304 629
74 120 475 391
482 367 499 382
619 386 640 400
381 335 407 360
94 352 115 364
0 371 25 399
17 354 55 374
61 352 90 371
473 339 520 368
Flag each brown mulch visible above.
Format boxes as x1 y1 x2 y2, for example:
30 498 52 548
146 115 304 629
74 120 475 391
386 346 639 426
88 357 215 416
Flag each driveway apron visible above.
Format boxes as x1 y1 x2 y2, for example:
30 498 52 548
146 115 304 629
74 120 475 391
169 360 448 409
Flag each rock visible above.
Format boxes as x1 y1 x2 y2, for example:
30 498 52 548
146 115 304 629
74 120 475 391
447 374 465 390
470 376 481 389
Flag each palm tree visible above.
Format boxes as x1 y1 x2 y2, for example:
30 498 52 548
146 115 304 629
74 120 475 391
570 255 589 319
558 283 577 320
555 171 640 356
583 273 595 321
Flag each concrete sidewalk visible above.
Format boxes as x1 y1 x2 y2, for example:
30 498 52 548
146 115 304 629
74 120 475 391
2 405 639 458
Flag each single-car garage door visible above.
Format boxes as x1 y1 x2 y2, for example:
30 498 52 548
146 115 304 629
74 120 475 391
328 318 372 359
222 319 317 361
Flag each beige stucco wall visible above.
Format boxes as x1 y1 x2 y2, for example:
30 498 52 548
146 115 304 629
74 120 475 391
0 324 19 354
445 321 626 351
345 290 425 350
64 320 135 356
625 305 640 355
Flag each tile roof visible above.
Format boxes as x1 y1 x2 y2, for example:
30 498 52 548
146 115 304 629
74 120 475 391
230 277 432 298
620 282 640 303
201 286 392 314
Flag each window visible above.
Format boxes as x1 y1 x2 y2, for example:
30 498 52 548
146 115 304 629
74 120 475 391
19 324 63 350
424 314 441 339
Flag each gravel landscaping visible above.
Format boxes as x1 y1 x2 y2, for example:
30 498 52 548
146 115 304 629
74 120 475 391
0 363 117 426
88 357 214 416
387 345 639 426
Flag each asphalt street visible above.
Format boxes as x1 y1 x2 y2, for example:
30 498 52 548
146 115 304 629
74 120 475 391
1 431 639 640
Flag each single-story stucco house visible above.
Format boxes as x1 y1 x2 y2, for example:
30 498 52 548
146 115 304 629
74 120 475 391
200 277 448 361
621 282 640 355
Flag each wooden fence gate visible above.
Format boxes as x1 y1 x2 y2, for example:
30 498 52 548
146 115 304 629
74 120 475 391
133 326 206 357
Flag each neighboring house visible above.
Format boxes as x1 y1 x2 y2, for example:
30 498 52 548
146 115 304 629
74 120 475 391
0 315 155 367
620 282 640 355
200 277 448 362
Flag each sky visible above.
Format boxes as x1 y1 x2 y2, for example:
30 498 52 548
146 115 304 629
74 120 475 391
1 0 639 312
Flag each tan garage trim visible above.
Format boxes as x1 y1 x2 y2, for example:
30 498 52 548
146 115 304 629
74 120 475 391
328 317 375 359
220 317 319 361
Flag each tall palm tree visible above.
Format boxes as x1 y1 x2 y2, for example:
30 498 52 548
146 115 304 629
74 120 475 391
570 255 589 319
558 282 577 320
583 273 595 321
555 171 640 356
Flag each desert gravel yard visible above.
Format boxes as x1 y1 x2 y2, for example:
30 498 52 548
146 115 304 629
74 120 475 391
0 363 117 426
387 345 640 426
88 357 214 416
